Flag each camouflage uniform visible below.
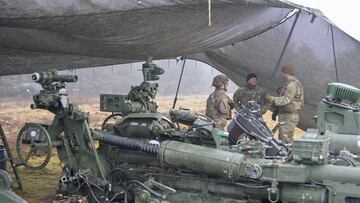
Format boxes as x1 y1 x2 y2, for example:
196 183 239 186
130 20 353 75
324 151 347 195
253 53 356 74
272 77 304 143
233 85 269 114
206 89 232 130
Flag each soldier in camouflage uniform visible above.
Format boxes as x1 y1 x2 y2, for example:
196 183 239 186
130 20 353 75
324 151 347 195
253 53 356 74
265 64 304 144
233 73 269 114
206 74 234 130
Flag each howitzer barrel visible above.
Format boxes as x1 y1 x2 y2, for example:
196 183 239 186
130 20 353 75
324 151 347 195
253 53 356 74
158 141 360 185
159 141 245 179
310 164 360 185
99 135 360 186
32 70 78 83
98 135 247 180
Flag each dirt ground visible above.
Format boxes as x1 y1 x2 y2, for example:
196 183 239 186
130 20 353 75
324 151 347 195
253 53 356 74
0 96 303 203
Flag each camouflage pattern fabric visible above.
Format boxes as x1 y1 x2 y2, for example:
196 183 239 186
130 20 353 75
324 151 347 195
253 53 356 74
272 78 304 112
272 77 304 143
233 85 269 114
206 90 232 130
278 113 299 143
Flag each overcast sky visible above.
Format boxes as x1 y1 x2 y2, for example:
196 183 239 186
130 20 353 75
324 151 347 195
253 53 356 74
291 0 359 40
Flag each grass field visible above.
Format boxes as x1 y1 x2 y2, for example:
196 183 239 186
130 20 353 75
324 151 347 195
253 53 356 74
0 96 303 203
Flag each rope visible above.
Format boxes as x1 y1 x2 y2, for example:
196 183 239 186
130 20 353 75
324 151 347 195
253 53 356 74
330 25 339 82
208 0 212 26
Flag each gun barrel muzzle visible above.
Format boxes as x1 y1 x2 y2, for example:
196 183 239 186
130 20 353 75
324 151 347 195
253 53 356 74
32 70 78 83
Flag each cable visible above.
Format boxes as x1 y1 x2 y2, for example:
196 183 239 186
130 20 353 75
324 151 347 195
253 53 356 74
108 167 128 188
101 113 122 130
128 180 163 198
329 155 356 167
85 181 102 203
108 192 122 203
232 182 269 189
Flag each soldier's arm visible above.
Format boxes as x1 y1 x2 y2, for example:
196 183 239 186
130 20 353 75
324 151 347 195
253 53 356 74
215 95 230 115
233 88 242 110
261 100 272 114
272 82 297 106
258 88 269 113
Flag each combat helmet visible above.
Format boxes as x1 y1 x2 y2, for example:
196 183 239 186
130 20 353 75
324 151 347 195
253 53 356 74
212 74 229 87
282 64 295 75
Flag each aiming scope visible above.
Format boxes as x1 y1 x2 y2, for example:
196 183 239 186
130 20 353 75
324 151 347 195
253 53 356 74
32 70 78 84
142 61 164 82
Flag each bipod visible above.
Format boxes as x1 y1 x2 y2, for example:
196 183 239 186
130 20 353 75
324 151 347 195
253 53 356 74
0 123 24 191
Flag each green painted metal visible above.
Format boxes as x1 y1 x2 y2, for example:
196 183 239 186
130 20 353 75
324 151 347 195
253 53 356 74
100 57 163 115
316 101 360 135
315 83 360 155
159 141 245 179
14 67 360 203
0 191 27 203
329 132 360 154
327 82 360 103
0 170 27 203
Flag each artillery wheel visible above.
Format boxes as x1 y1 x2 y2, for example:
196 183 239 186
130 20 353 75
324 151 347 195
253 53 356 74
0 169 12 190
16 123 52 170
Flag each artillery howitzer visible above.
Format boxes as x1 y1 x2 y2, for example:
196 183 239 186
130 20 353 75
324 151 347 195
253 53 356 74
16 63 360 203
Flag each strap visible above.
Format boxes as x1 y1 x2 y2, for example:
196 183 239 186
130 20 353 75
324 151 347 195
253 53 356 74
284 80 302 102
291 79 303 102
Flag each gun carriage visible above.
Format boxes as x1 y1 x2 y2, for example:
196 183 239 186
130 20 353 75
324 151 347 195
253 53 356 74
15 61 360 203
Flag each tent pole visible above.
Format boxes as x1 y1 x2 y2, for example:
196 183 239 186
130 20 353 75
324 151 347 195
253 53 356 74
269 11 300 83
263 11 300 115
330 25 339 82
172 57 187 109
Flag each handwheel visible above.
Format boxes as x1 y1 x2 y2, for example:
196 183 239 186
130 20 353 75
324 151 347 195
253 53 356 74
16 123 52 170
101 113 122 130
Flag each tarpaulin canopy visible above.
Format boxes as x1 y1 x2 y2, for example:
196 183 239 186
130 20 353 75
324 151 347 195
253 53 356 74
1 0 360 130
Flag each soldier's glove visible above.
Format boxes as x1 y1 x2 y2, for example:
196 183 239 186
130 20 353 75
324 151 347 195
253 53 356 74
272 108 279 121
228 99 235 110
265 94 274 102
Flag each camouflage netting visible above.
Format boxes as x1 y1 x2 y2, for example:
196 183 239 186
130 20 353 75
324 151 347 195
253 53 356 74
1 0 360 129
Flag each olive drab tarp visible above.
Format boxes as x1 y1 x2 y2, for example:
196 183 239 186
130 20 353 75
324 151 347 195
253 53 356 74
1 0 360 130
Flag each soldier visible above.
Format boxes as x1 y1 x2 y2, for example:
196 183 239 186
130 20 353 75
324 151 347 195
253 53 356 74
206 74 234 130
265 64 304 144
233 73 268 114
